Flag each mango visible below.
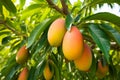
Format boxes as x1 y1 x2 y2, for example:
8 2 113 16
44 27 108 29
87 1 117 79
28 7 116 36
74 43 92 71
96 60 109 79
18 67 29 80
43 61 54 80
47 18 66 47
62 26 84 60
16 46 29 64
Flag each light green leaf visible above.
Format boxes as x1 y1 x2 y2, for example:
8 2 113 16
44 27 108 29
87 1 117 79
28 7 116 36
83 12 120 27
88 24 110 62
19 0 26 9
0 0 16 13
21 4 41 20
40 8 51 21
100 23 120 45
27 16 58 48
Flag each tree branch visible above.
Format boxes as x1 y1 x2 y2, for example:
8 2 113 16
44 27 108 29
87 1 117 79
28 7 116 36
46 0 63 14
60 0 69 15
0 20 27 38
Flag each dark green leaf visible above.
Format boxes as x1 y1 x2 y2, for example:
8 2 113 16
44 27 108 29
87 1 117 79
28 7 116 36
2 36 11 45
27 16 58 48
88 24 110 62
0 0 16 13
88 52 96 78
74 14 81 23
34 32 48 55
65 14 73 31
100 23 120 45
33 60 46 80
5 65 21 80
53 62 60 80
83 12 120 27
20 23 27 33
28 67 36 80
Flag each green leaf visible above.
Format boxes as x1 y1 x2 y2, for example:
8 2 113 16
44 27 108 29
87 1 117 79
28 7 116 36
28 67 36 80
89 0 120 6
74 14 81 23
52 61 60 80
0 54 17 77
19 0 26 9
83 12 120 27
88 52 96 78
79 0 120 13
100 23 120 45
34 32 48 55
27 16 58 48
0 2 4 20
65 14 73 31
21 4 41 20
0 0 16 14
33 60 46 80
88 24 110 62
40 8 51 21
5 65 21 80
2 36 11 45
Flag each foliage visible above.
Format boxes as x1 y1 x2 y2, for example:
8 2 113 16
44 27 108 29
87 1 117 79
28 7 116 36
0 0 120 80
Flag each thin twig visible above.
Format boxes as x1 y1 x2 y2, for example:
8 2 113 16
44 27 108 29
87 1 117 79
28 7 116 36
46 0 63 14
60 0 69 15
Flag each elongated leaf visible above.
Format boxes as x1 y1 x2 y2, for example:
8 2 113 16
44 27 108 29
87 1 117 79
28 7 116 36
0 0 16 13
88 24 110 62
5 65 21 80
100 23 120 45
21 4 41 20
34 32 48 55
40 8 51 21
2 36 11 45
0 2 4 20
65 14 73 31
28 67 36 80
83 12 120 27
33 60 46 80
27 16 58 48
79 0 120 13
89 0 120 6
19 0 26 9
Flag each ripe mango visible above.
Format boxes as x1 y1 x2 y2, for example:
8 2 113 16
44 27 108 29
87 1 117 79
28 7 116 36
96 60 109 79
62 26 84 60
47 18 66 47
74 43 92 71
16 46 29 64
18 67 29 80
43 61 54 80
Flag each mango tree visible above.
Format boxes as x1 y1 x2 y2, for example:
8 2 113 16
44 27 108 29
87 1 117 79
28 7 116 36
0 0 120 80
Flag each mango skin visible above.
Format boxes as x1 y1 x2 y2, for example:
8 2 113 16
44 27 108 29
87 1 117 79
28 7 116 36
62 26 84 60
74 43 92 71
43 62 53 80
18 67 29 80
96 60 109 79
16 46 29 64
47 18 66 47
